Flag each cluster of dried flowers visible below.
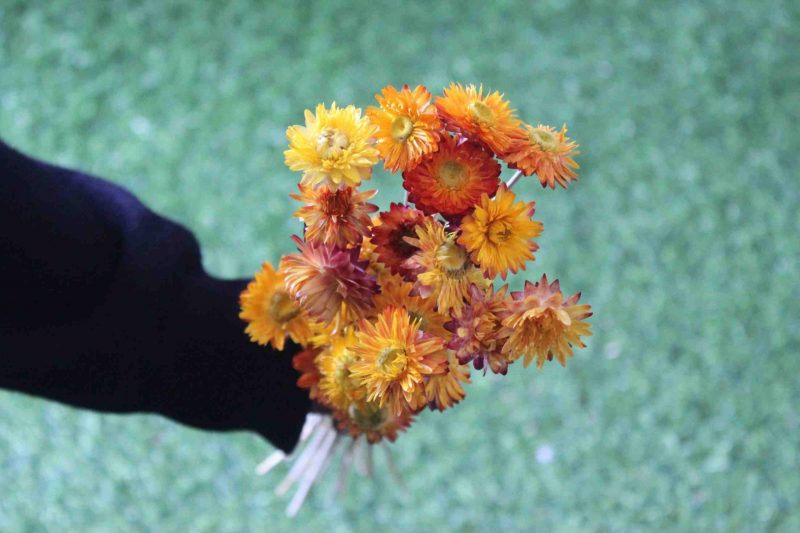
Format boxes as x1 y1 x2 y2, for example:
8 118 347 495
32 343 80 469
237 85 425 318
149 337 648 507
241 82 592 451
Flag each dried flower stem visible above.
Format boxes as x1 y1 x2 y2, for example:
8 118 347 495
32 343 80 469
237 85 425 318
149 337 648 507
505 169 523 189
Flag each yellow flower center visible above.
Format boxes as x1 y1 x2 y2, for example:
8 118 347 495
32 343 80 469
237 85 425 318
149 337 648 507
390 115 414 142
349 402 389 431
436 240 469 276
437 160 468 190
487 219 514 244
316 128 349 158
333 354 358 393
529 127 558 152
377 346 407 378
268 291 300 323
468 100 495 125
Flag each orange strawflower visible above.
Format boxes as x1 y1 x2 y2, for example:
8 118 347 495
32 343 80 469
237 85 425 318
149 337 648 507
371 203 427 279
503 124 579 189
290 184 378 248
402 135 500 217
424 353 471 411
239 262 311 350
435 83 521 155
349 307 448 415
285 103 380 189
373 274 450 339
367 84 442 172
446 284 513 375
404 218 487 314
280 236 377 325
500 275 592 368
458 185 543 280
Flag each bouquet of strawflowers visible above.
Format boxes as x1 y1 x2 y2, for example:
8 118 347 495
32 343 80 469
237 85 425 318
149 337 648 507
239 83 593 514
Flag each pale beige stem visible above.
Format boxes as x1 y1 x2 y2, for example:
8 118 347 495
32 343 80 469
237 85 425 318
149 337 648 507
276 420 330 495
336 438 357 496
256 450 286 476
382 442 406 492
353 436 369 477
286 431 339 517
505 169 523 189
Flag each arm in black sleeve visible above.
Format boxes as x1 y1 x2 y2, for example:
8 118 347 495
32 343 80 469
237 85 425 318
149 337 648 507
0 139 309 453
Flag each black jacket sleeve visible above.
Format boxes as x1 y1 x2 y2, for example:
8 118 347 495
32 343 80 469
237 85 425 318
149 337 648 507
0 139 309 453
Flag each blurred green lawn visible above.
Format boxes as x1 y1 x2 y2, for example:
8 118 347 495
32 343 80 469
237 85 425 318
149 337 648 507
1 0 798 530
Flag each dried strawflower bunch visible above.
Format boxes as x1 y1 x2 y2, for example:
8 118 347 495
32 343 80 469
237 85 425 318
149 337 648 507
241 83 592 515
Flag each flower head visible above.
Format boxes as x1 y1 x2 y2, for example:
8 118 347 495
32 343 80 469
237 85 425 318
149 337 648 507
403 135 500 217
404 218 487 314
445 284 513 374
503 124 579 189
239 262 311 350
367 84 442 172
373 275 450 339
500 275 592 368
349 307 448 415
371 203 427 279
290 184 378 247
435 83 521 155
280 236 377 325
317 329 365 411
334 400 414 444
425 353 471 411
458 185 543 280
285 103 380 189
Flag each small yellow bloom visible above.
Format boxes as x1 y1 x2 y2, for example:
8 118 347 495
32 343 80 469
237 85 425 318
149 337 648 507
317 329 365 411
285 103 380 189
349 307 448 415
405 218 487 314
458 185 543 280
239 262 311 350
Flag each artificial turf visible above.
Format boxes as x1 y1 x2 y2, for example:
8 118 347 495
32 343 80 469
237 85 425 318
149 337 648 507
1 1 798 530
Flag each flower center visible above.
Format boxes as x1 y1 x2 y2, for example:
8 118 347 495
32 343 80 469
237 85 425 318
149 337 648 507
377 346 407 377
390 115 414 142
468 100 495 125
316 128 349 158
349 402 389 431
437 160 468 190
436 240 469 276
487 220 514 244
529 127 558 152
321 188 351 217
333 352 358 392
268 291 300 323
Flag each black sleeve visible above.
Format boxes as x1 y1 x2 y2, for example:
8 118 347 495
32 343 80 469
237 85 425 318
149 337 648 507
0 139 309 453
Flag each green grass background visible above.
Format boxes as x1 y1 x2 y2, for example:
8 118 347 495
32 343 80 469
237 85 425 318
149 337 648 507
1 0 798 530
